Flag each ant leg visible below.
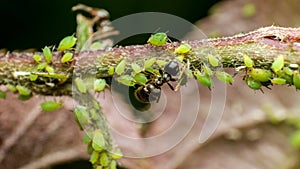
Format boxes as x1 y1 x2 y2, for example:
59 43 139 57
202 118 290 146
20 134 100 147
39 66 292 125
167 82 175 91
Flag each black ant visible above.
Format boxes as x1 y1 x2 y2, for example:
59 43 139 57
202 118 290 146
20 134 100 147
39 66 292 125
134 61 179 103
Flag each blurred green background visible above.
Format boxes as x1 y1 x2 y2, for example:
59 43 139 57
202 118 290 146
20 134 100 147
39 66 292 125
0 0 219 50
0 0 219 168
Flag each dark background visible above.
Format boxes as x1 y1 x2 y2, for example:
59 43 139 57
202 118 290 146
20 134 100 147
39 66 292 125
0 0 219 50
0 0 219 168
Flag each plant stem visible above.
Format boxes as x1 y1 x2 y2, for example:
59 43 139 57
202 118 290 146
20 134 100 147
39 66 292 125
1 26 300 96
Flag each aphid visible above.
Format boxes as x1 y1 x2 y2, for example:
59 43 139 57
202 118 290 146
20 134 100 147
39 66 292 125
32 72 68 80
174 43 192 54
156 60 168 67
208 54 219 67
108 66 115 75
249 68 272 82
100 152 109 167
194 70 213 88
243 55 253 68
6 84 17 93
40 101 62 111
61 52 73 63
37 62 47 70
89 151 99 164
203 65 213 77
16 85 31 96
215 71 234 84
45 65 55 73
110 160 117 169
271 55 284 72
277 70 293 84
131 62 142 73
290 131 300 148
90 109 99 121
293 71 300 89
117 75 135 86
144 58 156 69
33 54 42 63
74 106 90 127
94 79 106 92
110 149 123 159
133 73 148 84
75 78 87 93
246 77 261 90
57 35 77 51
271 77 286 85
83 133 91 144
92 130 106 151
147 32 168 46
0 90 6 99
115 60 126 75
42 46 52 64
30 74 38 81
283 67 293 76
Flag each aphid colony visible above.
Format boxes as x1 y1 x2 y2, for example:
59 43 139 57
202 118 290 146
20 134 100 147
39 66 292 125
242 55 300 91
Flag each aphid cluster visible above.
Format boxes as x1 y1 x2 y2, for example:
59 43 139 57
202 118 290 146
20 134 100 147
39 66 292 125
241 55 300 91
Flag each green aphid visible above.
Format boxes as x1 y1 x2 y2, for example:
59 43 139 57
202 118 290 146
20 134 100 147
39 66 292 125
243 55 254 68
208 54 219 67
83 133 91 144
156 60 168 67
16 85 31 96
293 71 300 89
249 68 272 82
30 74 38 81
215 71 234 84
6 84 17 93
75 78 87 93
175 43 192 54
271 55 284 72
57 35 77 51
74 106 90 126
117 75 135 86
176 55 184 62
110 160 117 169
45 65 55 73
90 109 99 121
61 52 73 63
246 77 261 90
90 151 100 164
92 130 106 151
100 152 109 167
194 70 213 88
18 94 32 101
242 3 256 18
144 58 156 69
89 42 104 50
133 73 148 84
131 62 142 73
111 149 123 159
33 54 42 63
0 90 6 99
115 60 126 75
94 79 106 92
40 101 62 112
283 67 293 76
37 62 47 70
185 67 194 79
271 78 286 85
290 131 300 148
93 100 101 110
108 66 115 75
147 32 168 46
203 65 213 77
42 46 52 64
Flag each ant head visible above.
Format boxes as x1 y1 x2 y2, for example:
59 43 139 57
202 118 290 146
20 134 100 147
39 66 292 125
164 61 179 76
